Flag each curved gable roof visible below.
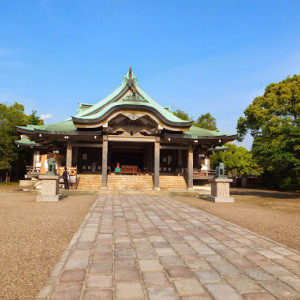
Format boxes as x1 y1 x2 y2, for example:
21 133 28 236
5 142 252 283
72 70 193 129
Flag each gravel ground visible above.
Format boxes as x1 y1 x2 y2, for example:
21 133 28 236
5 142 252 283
0 184 96 299
173 188 300 251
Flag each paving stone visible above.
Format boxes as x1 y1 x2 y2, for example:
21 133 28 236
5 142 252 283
82 289 113 300
195 247 216 256
166 265 195 278
51 283 82 300
205 283 242 300
173 278 206 295
115 242 132 249
226 275 263 293
76 242 93 250
116 282 144 299
65 259 89 270
137 251 157 259
59 270 86 282
195 270 222 283
86 274 112 288
260 281 298 299
139 259 163 271
212 263 241 277
142 271 171 286
245 253 271 265
115 257 136 268
257 250 283 259
160 256 185 266
70 249 91 259
155 247 177 256
114 249 135 258
149 236 166 242
147 286 178 300
279 275 300 291
181 296 213 300
261 263 293 276
88 262 113 274
242 291 276 300
245 269 276 281
185 259 211 270
115 267 140 281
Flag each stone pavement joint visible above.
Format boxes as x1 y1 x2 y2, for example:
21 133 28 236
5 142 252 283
37 194 300 299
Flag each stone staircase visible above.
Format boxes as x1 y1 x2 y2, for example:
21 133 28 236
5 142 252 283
77 174 102 189
159 175 187 190
76 174 187 190
107 174 153 190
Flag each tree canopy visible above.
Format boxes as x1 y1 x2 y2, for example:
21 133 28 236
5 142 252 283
194 113 218 131
237 74 300 189
173 109 190 121
173 109 218 130
0 103 44 181
210 144 261 177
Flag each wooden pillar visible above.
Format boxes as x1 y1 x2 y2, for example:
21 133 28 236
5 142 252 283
66 141 72 168
154 138 160 190
188 142 193 190
73 147 78 165
178 149 182 173
33 150 40 167
101 137 108 188
195 147 201 170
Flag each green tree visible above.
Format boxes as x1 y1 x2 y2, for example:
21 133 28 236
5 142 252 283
237 74 300 189
0 103 28 181
27 110 44 125
210 144 261 177
194 113 218 131
173 109 190 121
0 103 43 182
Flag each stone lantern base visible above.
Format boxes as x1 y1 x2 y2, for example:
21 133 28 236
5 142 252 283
37 175 63 202
207 178 234 203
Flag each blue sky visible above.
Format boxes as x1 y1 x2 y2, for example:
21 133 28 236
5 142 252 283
1 0 300 149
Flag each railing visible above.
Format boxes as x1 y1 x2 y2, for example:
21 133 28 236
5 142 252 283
26 166 41 174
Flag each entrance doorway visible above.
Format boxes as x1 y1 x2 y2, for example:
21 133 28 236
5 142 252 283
111 146 144 171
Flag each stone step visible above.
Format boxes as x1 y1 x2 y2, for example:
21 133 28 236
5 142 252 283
76 174 187 190
107 175 153 190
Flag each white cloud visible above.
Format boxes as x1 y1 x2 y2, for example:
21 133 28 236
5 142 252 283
40 113 54 120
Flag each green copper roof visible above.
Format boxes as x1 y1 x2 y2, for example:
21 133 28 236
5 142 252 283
183 125 233 138
15 138 40 146
72 70 190 125
17 119 77 133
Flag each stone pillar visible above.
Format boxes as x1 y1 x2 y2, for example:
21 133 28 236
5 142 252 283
101 137 108 188
154 138 160 190
37 175 62 201
208 178 234 202
188 143 193 190
66 141 72 168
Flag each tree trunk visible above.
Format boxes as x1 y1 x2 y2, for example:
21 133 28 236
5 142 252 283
5 170 10 182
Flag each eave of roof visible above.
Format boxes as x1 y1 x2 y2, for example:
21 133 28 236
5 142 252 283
15 138 40 147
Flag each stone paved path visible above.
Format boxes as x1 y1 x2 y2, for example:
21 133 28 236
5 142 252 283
37 195 300 300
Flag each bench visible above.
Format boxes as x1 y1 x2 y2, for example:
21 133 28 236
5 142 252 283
121 165 138 174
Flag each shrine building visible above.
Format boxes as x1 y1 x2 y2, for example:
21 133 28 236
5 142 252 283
16 69 237 190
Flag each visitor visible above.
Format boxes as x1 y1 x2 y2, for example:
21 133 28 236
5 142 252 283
63 167 69 189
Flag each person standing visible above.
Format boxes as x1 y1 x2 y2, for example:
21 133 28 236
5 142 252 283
62 167 69 189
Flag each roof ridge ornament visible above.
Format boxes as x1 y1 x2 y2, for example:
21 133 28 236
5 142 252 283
129 67 132 78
